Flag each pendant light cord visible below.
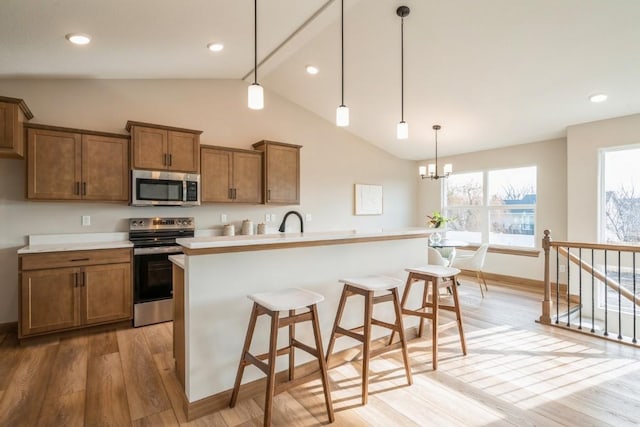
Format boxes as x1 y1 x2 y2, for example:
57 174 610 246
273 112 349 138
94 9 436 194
254 0 258 84
401 16 404 121
340 0 344 105
434 127 439 173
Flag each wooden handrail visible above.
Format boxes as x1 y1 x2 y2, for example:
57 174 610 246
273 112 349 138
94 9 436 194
540 229 640 326
557 246 640 307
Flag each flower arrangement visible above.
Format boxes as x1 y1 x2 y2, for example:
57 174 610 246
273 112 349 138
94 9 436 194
426 211 450 228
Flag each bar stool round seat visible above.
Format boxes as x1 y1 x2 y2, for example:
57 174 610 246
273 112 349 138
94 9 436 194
339 275 403 291
326 275 412 406
248 288 324 311
390 264 467 370
230 287 334 426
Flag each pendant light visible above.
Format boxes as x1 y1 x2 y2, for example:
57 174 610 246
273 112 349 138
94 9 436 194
336 0 349 126
396 6 410 139
248 0 264 110
419 125 453 179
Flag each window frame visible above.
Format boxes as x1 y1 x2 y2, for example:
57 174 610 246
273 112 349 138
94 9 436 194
443 165 538 249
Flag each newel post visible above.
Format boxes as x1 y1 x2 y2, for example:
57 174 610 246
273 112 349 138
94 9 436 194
539 229 553 324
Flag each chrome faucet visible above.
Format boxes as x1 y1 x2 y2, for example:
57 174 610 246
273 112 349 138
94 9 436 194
278 211 304 233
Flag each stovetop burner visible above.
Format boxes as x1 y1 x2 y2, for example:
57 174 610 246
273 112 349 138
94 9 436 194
129 217 195 247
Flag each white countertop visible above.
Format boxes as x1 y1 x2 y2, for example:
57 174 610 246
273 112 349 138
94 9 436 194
18 232 132 254
176 228 430 250
169 254 185 268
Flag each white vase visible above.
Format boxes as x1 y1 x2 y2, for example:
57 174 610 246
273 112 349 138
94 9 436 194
429 231 442 245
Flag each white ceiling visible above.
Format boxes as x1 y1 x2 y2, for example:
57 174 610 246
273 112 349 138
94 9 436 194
2 0 640 160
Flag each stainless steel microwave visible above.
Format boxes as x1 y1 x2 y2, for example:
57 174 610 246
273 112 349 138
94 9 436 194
131 170 200 206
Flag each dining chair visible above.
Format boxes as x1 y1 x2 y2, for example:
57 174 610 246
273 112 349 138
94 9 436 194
428 247 456 267
451 243 489 297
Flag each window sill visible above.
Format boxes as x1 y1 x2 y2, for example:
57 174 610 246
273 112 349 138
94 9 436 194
461 244 540 257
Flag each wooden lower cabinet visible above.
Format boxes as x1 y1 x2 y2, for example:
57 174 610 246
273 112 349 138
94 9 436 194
19 248 132 339
20 267 81 336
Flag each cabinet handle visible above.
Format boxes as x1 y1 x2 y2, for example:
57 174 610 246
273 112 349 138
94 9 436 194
75 182 80 195
163 153 167 166
168 153 172 166
267 189 271 201
232 188 237 200
82 182 87 196
70 258 90 262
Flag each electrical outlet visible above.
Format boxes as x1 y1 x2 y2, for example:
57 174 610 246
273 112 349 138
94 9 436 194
305 214 312 222
81 215 91 226
271 214 277 223
265 213 271 222
221 214 227 223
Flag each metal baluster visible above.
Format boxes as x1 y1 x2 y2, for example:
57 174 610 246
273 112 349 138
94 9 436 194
591 249 595 333
618 251 622 340
634 252 637 344
566 246 571 327
578 248 582 330
556 247 560 325
604 250 608 337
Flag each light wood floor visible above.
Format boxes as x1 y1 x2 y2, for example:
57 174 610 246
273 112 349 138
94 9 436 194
2 281 640 426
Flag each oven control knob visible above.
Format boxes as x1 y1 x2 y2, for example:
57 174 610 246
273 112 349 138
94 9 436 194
187 219 193 225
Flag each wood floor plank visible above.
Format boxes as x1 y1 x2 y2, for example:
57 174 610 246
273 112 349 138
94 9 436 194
252 391 319 427
0 341 58 426
142 322 173 355
217 396 263 426
85 352 132 427
153 351 189 424
186 410 229 427
89 330 120 358
37 390 85 427
132 408 179 427
117 327 171 421
0 333 21 392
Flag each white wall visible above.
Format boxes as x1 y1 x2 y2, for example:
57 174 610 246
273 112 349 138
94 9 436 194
567 113 640 242
417 138 568 281
0 79 418 323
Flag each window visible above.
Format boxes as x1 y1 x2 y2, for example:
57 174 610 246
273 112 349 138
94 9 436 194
444 166 537 248
601 146 640 244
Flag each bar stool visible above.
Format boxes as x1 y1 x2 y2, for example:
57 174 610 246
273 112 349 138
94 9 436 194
326 276 412 405
229 288 334 426
389 265 467 370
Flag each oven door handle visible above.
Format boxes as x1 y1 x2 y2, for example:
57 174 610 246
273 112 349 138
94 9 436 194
134 246 184 255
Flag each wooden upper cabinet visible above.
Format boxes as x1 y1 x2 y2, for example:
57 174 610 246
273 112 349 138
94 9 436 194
82 134 129 201
27 124 129 202
27 128 82 200
127 121 201 173
0 96 33 159
201 146 262 203
252 140 301 205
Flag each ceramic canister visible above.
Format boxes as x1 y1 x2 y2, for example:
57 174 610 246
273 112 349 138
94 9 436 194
257 223 266 234
241 219 254 235
223 224 235 236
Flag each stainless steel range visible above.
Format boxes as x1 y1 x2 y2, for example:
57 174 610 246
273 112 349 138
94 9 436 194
129 217 194 327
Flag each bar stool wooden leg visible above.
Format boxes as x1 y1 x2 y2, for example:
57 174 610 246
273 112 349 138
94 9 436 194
418 278 429 338
263 310 279 427
361 290 373 405
450 276 467 355
326 288 348 365
391 287 413 385
388 276 415 345
289 309 295 381
431 279 439 370
230 303 259 407
310 304 335 423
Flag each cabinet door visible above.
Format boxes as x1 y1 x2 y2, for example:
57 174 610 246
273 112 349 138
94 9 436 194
131 126 167 170
0 102 15 151
233 151 262 203
266 144 300 204
82 135 129 201
201 147 232 202
168 131 199 173
27 129 82 200
82 263 132 325
20 268 80 337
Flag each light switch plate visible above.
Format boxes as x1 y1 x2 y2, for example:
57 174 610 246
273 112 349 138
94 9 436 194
81 215 91 226
221 214 227 223
305 214 312 222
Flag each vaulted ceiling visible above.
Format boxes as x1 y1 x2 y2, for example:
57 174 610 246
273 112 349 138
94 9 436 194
2 0 639 159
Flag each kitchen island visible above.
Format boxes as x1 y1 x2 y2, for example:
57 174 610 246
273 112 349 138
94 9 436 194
172 228 431 419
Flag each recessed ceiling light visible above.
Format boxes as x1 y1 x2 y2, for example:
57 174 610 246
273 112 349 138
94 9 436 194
306 65 319 75
65 33 91 45
589 93 608 103
207 42 224 52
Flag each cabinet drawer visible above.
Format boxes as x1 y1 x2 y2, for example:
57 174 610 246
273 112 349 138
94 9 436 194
20 248 131 271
